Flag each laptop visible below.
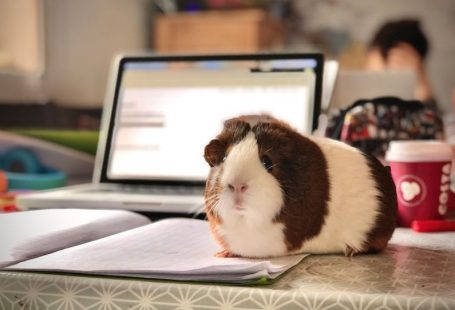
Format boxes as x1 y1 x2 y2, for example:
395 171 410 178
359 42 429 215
18 53 324 214
320 60 339 112
328 69 416 111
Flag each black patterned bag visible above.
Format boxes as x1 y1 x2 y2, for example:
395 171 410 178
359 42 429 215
325 97 444 158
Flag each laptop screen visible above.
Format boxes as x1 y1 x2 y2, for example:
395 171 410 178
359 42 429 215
99 54 323 184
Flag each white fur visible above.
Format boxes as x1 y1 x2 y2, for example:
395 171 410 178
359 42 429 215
293 137 381 254
215 133 287 257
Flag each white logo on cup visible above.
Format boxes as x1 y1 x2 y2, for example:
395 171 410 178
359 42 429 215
401 181 421 201
438 162 451 216
397 175 427 207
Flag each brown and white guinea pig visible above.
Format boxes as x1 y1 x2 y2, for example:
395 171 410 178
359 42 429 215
203 115 397 258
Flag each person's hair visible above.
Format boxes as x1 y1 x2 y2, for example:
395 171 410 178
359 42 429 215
369 19 429 60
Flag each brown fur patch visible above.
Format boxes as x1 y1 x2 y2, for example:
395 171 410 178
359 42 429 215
251 121 330 252
361 154 397 253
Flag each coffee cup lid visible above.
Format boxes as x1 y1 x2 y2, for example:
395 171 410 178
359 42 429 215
385 140 453 163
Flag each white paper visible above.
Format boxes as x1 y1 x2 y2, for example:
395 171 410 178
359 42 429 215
8 218 307 283
0 209 150 267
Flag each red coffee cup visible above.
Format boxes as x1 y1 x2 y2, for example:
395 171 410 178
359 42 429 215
385 140 454 227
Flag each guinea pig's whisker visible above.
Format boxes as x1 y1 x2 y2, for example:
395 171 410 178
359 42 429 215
204 193 217 200
268 163 280 170
189 203 206 218
277 185 299 203
204 194 220 205
281 182 297 191
204 194 222 214
282 192 298 203
211 200 223 216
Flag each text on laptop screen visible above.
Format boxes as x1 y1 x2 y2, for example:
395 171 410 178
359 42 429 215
107 58 317 182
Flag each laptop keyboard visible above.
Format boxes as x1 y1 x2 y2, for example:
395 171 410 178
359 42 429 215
87 185 204 196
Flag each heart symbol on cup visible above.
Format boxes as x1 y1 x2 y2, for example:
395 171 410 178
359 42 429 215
400 181 421 201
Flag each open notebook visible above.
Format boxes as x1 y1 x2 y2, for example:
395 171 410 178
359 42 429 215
17 53 323 214
0 209 307 284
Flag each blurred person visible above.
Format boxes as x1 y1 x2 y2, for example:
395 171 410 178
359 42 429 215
365 19 434 106
327 19 444 160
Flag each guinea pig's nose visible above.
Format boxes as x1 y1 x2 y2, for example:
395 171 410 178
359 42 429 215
228 183 248 193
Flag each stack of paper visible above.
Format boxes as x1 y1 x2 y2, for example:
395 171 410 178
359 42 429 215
0 208 150 267
2 212 307 283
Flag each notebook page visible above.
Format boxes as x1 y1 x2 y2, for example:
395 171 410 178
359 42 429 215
0 209 150 267
8 218 306 281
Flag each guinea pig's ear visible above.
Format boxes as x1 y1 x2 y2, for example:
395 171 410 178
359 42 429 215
204 139 226 167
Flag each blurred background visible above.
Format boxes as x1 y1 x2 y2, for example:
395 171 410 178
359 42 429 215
0 0 454 129
0 0 454 205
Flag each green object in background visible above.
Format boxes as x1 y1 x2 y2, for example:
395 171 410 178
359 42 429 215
8 129 99 156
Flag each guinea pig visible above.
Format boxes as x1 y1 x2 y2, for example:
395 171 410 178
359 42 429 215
203 115 397 258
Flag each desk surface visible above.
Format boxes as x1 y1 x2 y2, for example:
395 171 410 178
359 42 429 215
1 228 454 309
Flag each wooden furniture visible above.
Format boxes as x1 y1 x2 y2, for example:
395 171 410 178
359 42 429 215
154 9 286 53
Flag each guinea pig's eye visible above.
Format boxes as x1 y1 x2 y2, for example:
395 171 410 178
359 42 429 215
261 155 273 172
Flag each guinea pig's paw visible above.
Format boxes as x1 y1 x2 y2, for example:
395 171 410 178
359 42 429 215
214 249 239 258
344 245 360 257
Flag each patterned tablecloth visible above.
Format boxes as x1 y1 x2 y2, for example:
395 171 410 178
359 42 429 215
0 228 454 310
